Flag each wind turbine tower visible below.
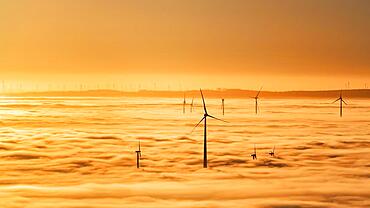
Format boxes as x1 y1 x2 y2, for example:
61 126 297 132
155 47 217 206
221 98 225 115
191 89 228 168
332 91 348 117
135 140 142 168
183 93 186 114
253 87 263 114
190 98 194 113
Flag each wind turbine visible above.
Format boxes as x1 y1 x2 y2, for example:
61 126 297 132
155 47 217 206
191 89 228 168
135 140 142 168
183 93 186 114
332 90 348 117
252 87 263 114
190 97 194 113
251 144 257 160
221 98 225 115
269 145 275 157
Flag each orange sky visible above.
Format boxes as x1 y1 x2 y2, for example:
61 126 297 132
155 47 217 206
0 0 369 91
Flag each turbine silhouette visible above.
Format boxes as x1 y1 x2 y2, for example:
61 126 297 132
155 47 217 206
190 98 194 113
183 93 186 114
251 144 257 160
135 140 142 168
221 98 225 115
191 89 228 168
332 90 348 117
252 87 263 114
269 145 275 157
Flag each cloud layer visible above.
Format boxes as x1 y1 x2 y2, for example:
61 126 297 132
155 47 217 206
0 97 369 207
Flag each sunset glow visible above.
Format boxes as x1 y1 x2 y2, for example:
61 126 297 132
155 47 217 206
1 0 369 91
0 1 369 208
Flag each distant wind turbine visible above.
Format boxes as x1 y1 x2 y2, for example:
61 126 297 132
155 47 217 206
251 144 257 160
190 97 194 113
269 145 275 157
332 90 348 117
135 140 142 168
183 93 186 114
191 89 228 168
252 87 263 114
221 98 225 115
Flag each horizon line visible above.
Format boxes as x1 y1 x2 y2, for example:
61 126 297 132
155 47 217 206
1 88 370 99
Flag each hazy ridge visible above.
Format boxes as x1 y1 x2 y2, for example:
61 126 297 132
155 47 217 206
4 89 370 99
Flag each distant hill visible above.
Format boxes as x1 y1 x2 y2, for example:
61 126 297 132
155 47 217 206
3 89 370 99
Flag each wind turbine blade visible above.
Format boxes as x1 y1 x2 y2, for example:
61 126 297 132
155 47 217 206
343 100 348 105
200 89 208 114
273 145 275 153
208 115 229 123
254 144 256 154
332 98 340 104
256 87 263 97
190 117 205 134
139 140 141 152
